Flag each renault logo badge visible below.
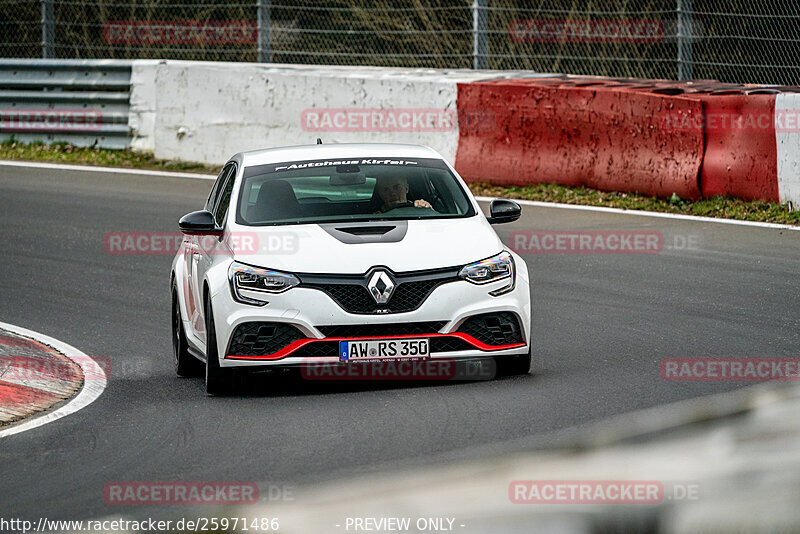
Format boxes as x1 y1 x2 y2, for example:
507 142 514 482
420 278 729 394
367 270 395 305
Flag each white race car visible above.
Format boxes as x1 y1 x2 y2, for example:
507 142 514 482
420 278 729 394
171 143 531 394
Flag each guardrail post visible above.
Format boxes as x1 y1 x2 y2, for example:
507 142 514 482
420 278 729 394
257 0 271 63
41 0 55 59
677 0 693 80
472 0 488 69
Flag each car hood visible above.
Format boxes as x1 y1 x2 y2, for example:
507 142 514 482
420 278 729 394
232 216 504 274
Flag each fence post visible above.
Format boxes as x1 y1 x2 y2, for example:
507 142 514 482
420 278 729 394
41 0 54 59
472 0 488 69
257 0 271 63
677 0 693 80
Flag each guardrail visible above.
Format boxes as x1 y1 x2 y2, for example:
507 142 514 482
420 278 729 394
0 59 132 149
1 58 798 207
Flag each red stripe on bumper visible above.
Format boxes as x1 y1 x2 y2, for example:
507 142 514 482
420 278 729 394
225 333 525 361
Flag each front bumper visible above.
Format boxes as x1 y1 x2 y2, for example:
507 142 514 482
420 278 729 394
210 273 531 368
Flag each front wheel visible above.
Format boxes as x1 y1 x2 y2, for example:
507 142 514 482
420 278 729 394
204 297 233 395
172 285 202 377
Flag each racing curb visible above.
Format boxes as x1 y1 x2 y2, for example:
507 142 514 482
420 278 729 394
0 322 106 438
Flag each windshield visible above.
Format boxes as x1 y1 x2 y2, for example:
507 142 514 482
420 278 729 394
236 157 475 226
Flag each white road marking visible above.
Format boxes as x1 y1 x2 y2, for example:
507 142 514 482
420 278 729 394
0 159 216 180
0 322 107 439
475 196 800 231
1 159 796 230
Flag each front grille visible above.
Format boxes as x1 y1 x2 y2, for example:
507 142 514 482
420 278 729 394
316 284 375 314
430 337 474 352
298 267 460 315
227 322 307 356
294 341 339 358
388 279 445 312
308 279 450 314
457 312 524 346
317 321 447 338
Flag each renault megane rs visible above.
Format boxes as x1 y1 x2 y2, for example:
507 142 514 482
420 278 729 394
171 143 531 394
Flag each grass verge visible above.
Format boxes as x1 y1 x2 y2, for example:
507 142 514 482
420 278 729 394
2 141 798 226
470 182 800 226
0 141 221 174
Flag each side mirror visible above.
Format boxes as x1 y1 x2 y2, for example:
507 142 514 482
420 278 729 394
486 199 521 224
179 210 221 235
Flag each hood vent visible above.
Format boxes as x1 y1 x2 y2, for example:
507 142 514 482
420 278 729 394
336 225 395 236
319 221 408 244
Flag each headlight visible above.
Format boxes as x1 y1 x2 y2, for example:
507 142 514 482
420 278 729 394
228 262 299 305
458 251 515 296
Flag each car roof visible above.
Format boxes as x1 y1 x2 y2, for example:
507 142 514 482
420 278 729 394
235 143 444 167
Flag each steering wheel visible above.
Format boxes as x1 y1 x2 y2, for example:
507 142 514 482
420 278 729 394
383 201 433 213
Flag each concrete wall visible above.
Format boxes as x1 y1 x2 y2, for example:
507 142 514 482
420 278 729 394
127 60 800 206
776 93 800 208
129 60 501 165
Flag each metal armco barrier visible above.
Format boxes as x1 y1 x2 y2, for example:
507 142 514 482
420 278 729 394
0 59 132 149
1 58 798 207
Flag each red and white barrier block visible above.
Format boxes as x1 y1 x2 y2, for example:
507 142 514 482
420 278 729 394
125 60 800 206
453 75 800 207
775 94 800 207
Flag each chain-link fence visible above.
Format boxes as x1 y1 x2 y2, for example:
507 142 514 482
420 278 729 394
3 0 800 85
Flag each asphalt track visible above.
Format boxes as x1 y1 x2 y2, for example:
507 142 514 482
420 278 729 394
1 165 799 522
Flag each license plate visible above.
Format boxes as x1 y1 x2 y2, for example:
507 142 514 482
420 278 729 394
339 338 430 361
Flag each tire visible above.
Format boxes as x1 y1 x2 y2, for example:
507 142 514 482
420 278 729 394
172 285 202 377
495 346 532 377
204 295 233 395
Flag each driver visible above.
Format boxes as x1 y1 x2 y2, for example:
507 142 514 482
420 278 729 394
375 175 433 212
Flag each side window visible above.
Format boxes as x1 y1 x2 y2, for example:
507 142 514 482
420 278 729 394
206 163 235 211
213 165 237 227
206 165 230 212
